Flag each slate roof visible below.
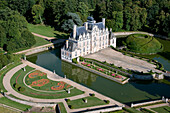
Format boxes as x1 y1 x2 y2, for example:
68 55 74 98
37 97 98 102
71 22 105 40
62 41 77 52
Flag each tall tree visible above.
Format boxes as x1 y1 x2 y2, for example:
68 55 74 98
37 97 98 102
61 12 82 32
32 4 44 24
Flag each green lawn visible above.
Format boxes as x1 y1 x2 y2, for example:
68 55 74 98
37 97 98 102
10 66 84 99
126 34 163 54
0 106 20 113
67 96 107 109
58 102 67 113
32 36 50 47
151 106 170 113
0 97 31 111
0 62 22 92
28 23 69 39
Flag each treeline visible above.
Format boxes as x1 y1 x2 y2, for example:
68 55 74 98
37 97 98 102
0 0 169 37
0 7 35 52
0 54 21 69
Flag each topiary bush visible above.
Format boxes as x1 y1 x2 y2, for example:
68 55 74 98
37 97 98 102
66 99 70 102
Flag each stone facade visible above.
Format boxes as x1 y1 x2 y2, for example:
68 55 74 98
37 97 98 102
61 17 116 62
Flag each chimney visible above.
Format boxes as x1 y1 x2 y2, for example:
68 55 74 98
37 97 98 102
66 40 68 49
84 22 88 30
102 18 105 26
73 25 77 39
110 28 112 32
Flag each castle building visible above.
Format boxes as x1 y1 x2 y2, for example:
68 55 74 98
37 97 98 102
61 17 116 62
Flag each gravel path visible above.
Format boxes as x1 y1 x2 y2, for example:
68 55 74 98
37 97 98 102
85 48 161 73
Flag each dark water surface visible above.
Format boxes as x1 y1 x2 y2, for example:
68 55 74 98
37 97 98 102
27 48 170 104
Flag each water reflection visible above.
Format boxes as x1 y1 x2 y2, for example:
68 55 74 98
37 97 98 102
62 61 97 86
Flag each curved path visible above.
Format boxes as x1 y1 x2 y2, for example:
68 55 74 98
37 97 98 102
3 60 124 112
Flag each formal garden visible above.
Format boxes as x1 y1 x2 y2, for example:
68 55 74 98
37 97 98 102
10 66 84 99
25 70 73 91
74 57 129 83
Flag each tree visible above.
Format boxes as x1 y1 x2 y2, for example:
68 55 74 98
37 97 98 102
0 8 35 51
0 25 6 47
77 2 89 22
61 12 82 33
32 4 44 24
7 0 35 15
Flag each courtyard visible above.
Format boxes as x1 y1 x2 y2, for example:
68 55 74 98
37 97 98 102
85 48 160 73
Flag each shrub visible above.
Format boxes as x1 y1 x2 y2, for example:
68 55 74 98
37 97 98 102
66 99 70 102
18 87 25 92
105 100 110 104
69 105 73 109
72 58 78 64
80 56 84 61
91 93 95 97
14 83 20 89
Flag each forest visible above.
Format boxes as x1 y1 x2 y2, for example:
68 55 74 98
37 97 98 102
0 0 169 52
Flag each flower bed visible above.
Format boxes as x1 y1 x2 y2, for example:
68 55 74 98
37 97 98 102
81 62 124 80
51 81 66 90
31 79 49 87
28 70 46 78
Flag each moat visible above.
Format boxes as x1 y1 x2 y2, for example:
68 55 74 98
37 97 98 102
27 48 170 105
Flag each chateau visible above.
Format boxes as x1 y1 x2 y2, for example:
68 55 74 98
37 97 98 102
61 17 116 62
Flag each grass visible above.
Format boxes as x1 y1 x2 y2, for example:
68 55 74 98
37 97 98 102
151 106 170 113
32 36 51 47
0 97 31 111
0 62 22 92
58 102 67 113
28 23 69 39
0 106 20 113
126 34 163 54
67 96 107 109
10 66 84 99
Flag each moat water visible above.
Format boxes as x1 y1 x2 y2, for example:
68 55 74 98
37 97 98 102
27 48 170 105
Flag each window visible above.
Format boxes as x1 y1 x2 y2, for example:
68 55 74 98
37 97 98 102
75 51 77 56
79 43 81 47
69 54 72 58
87 41 89 45
100 37 101 41
83 42 85 46
103 36 104 40
62 51 64 55
83 48 85 52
